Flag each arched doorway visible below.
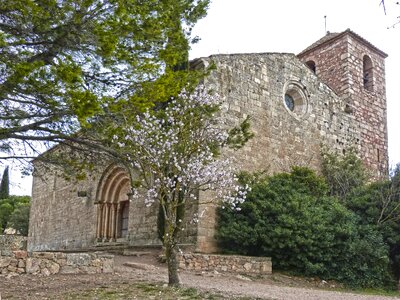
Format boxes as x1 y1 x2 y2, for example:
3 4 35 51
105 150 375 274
95 165 131 242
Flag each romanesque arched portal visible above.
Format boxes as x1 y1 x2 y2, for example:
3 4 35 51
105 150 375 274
95 165 131 242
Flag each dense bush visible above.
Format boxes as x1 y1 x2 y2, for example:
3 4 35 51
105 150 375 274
323 152 400 281
321 150 368 201
345 167 400 280
216 167 394 288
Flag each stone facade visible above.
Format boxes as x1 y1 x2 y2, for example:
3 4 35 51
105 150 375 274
298 29 388 176
28 163 199 252
196 52 358 174
29 29 388 254
178 253 272 275
0 250 113 277
29 167 100 251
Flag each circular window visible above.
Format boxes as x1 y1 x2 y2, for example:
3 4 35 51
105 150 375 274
283 81 308 119
284 94 295 111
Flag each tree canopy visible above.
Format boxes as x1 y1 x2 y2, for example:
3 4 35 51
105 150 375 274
0 0 209 162
0 195 30 234
7 200 30 235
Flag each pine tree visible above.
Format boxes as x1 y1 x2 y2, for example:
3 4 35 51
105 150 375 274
0 166 10 200
0 0 210 160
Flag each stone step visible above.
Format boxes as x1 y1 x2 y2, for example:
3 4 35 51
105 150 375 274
122 250 153 257
123 261 157 270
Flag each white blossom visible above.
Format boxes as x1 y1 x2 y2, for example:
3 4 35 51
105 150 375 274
113 85 247 212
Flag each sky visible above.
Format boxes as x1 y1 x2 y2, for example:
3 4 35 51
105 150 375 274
3 0 400 196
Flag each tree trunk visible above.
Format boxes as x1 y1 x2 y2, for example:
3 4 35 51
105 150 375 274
165 241 180 287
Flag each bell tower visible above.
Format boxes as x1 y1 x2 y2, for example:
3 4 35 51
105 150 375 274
298 29 388 176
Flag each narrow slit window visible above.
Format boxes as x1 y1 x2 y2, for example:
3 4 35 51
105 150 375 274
363 55 373 91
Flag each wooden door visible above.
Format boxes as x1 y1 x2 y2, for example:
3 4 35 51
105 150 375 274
120 202 129 238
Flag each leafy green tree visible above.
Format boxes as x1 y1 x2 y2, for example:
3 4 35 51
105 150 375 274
0 166 10 199
0 195 30 234
8 202 30 236
0 201 13 232
0 0 209 162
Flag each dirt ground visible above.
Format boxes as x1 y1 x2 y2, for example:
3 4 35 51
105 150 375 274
1 251 399 300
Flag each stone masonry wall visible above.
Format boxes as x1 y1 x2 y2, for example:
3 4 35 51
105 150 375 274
0 251 113 277
30 160 199 251
127 197 161 247
127 197 198 248
29 163 100 251
201 53 359 174
178 253 272 275
194 53 360 252
298 31 388 176
346 35 388 176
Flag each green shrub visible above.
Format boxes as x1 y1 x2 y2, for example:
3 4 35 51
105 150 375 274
339 225 394 288
216 167 394 288
346 179 400 280
321 151 400 284
321 149 368 201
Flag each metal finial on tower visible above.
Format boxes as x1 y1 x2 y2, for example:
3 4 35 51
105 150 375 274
324 15 327 35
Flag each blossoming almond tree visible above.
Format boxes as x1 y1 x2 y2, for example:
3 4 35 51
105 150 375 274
111 86 248 286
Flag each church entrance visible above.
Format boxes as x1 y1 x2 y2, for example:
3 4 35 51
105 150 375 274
120 201 129 238
95 165 131 242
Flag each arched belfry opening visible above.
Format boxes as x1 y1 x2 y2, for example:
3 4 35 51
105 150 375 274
95 165 131 242
363 55 373 91
306 60 316 73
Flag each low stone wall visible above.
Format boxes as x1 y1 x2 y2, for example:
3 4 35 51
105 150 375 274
0 251 114 277
0 235 27 251
178 253 272 275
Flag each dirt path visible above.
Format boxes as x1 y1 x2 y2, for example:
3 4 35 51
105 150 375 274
114 255 400 300
0 253 399 300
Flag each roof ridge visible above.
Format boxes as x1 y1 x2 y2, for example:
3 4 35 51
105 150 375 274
297 29 387 58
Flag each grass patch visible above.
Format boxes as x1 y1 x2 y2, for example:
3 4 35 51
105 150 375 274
62 282 239 299
351 288 400 297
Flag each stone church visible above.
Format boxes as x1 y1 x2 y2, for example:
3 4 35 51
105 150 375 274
28 29 388 253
